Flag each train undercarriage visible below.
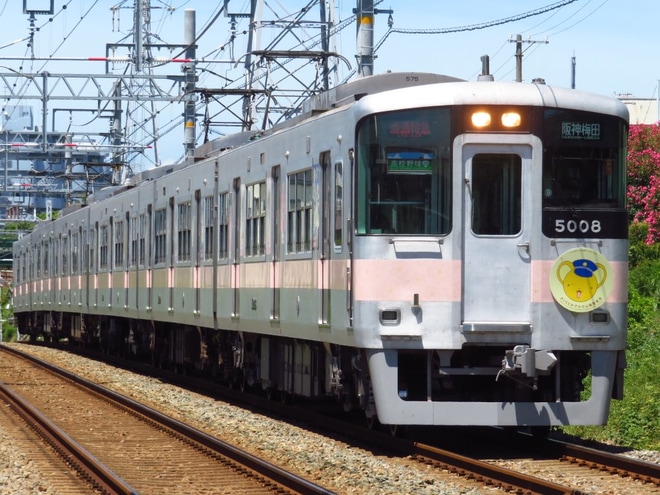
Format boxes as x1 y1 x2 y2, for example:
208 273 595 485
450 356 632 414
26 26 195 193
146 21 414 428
14 310 613 425
15 311 371 409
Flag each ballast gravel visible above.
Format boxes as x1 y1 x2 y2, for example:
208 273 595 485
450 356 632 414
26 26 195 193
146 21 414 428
1 343 658 495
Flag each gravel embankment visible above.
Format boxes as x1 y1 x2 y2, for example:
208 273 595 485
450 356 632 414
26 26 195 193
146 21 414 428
1 343 658 495
0 433 56 495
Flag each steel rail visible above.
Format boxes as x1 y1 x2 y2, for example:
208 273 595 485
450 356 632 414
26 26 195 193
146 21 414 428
2 344 336 495
0 380 138 495
413 442 589 495
549 439 660 486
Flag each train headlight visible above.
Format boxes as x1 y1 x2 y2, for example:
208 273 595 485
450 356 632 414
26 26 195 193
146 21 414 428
471 111 491 128
501 112 522 128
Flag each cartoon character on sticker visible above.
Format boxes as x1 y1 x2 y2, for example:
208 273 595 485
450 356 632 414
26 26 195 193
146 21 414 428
549 248 614 313
557 258 606 302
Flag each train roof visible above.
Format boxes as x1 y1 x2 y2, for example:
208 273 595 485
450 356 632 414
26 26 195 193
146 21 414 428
299 72 464 114
65 73 628 218
190 72 465 162
190 73 628 163
353 77 630 123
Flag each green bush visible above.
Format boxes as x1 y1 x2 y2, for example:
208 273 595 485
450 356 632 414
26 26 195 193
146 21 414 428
609 300 660 449
629 222 660 268
0 286 15 343
563 230 660 450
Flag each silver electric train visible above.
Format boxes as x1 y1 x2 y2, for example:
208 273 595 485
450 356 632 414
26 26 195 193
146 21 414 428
13 72 629 428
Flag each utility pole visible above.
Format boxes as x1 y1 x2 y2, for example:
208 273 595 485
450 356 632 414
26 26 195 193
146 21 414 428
355 0 393 77
509 34 548 82
182 9 197 159
355 0 375 77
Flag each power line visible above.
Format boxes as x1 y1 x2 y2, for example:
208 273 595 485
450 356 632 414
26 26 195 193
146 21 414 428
374 0 579 53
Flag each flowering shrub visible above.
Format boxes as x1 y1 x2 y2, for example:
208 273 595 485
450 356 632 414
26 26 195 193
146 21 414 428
627 125 660 244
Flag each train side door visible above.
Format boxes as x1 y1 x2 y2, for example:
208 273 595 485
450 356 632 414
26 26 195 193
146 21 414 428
271 165 281 320
320 151 331 324
319 152 348 327
460 138 536 329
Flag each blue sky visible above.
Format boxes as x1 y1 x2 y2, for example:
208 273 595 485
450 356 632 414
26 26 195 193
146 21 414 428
0 1 657 164
370 0 659 98
1 0 656 97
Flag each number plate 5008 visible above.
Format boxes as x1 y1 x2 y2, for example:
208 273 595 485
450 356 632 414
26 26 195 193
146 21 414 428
542 210 627 239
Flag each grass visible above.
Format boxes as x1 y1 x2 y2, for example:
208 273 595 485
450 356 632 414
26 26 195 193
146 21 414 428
561 292 660 450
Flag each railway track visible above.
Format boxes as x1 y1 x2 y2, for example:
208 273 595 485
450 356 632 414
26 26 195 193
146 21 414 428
411 440 660 495
412 425 660 494
0 345 335 495
0 381 100 494
4 343 659 495
323 418 660 494
0 380 134 494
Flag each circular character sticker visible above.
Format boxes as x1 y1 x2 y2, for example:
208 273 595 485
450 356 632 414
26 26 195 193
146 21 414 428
549 247 613 313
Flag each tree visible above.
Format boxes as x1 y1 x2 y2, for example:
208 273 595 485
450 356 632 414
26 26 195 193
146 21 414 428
0 285 15 342
627 124 660 244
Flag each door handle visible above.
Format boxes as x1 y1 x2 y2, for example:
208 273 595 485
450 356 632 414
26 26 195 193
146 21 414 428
517 241 530 253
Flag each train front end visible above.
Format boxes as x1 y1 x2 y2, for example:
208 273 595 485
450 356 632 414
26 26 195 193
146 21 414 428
351 81 629 426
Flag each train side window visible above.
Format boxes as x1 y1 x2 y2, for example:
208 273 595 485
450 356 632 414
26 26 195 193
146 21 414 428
334 161 343 250
100 225 108 269
287 169 312 253
36 243 41 278
177 201 192 262
89 227 97 272
42 240 48 276
130 216 138 267
202 196 214 261
246 181 266 257
62 234 69 276
218 192 229 260
154 208 167 265
71 231 79 274
53 237 59 275
138 213 147 266
114 220 124 269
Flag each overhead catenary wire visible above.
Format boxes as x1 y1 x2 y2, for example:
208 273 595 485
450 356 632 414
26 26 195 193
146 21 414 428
38 0 101 73
531 0 609 37
0 0 615 168
372 0 579 54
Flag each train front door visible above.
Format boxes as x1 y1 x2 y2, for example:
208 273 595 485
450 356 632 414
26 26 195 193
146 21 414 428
459 137 536 330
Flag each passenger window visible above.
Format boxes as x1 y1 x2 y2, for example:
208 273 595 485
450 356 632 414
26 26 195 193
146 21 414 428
471 153 521 236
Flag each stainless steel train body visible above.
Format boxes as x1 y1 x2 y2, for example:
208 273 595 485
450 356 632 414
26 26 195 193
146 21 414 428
13 72 629 427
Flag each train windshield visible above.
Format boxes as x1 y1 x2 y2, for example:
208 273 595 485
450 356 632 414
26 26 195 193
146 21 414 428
542 109 627 209
356 108 451 235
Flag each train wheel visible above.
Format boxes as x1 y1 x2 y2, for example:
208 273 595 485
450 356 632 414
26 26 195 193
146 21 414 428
530 426 551 438
388 424 401 437
365 415 378 430
229 371 244 391
342 398 354 413
265 387 274 400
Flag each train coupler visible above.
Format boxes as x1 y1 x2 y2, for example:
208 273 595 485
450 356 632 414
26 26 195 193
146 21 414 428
498 345 557 382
